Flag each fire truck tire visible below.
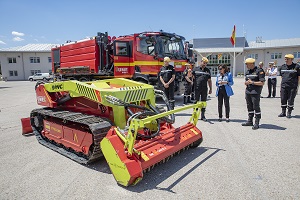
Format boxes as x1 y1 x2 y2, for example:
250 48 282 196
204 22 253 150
79 77 89 82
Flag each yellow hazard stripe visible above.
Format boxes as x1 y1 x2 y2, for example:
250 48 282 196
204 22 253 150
140 152 149 161
190 128 198 135
114 61 161 67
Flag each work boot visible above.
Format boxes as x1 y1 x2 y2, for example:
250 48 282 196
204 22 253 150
241 117 253 126
187 96 193 104
169 101 175 110
183 96 187 105
278 108 286 117
252 118 260 130
200 108 207 121
287 110 292 119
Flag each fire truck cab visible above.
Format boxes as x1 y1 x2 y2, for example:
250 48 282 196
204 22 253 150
52 31 193 91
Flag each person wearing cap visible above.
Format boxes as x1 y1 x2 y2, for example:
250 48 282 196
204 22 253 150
159 57 176 109
182 63 194 104
192 57 212 121
277 54 300 118
242 58 265 130
266 62 277 98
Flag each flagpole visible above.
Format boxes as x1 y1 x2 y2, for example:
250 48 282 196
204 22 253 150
233 42 236 76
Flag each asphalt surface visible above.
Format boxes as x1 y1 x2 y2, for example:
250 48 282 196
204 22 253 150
0 78 299 200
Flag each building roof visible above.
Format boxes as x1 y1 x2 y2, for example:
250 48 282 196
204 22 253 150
193 47 244 53
192 37 248 48
0 44 58 52
247 38 300 49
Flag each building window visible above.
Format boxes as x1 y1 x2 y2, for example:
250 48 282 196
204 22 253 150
271 53 282 59
293 52 300 58
207 54 231 65
30 70 41 75
30 57 40 63
247 54 258 59
9 70 18 76
8 57 17 63
48 57 52 63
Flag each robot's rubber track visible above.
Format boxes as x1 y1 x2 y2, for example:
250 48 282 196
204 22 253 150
31 108 112 165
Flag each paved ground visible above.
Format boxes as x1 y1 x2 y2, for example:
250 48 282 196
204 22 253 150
0 78 299 200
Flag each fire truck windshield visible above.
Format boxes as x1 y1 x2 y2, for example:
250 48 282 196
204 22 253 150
157 36 186 59
137 35 186 60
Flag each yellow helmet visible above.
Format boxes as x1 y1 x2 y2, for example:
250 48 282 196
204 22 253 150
164 57 171 62
245 58 255 64
285 54 294 59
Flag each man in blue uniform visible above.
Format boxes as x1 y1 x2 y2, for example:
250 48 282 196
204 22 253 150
277 54 300 118
192 57 212 121
159 57 176 109
242 58 265 130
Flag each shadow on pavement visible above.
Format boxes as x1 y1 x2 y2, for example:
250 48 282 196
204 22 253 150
259 124 286 130
292 115 300 119
0 87 11 89
126 146 224 193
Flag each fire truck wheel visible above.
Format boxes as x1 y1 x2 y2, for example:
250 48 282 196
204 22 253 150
79 77 89 82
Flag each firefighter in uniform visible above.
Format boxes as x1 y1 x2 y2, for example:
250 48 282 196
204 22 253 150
159 57 176 110
277 54 300 118
242 58 265 130
192 57 212 121
190 62 196 101
182 63 194 104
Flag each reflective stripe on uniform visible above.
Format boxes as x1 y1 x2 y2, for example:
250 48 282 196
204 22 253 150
194 71 210 75
161 70 173 73
246 75 258 78
248 111 254 113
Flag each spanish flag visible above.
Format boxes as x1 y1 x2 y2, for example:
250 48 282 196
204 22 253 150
230 25 236 46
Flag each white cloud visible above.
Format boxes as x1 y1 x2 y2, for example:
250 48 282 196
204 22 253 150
0 40 6 44
13 37 24 41
12 31 25 37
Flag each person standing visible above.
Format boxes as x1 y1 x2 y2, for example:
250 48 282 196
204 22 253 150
266 62 277 98
258 62 264 70
192 57 212 121
277 54 300 118
216 64 234 122
159 57 176 110
242 58 265 130
182 63 194 105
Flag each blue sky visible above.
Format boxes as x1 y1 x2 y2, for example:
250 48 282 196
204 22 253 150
0 0 299 48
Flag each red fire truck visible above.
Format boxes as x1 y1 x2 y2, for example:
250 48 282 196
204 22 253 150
52 31 193 90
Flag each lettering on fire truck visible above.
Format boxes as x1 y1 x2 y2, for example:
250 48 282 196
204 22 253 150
115 67 128 73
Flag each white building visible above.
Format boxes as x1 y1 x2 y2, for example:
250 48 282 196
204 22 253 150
192 37 300 76
1 38 300 81
0 44 57 81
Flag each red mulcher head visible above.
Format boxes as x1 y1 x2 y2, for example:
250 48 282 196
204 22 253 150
100 102 204 186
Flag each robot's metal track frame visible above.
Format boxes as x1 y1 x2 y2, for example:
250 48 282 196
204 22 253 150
30 108 112 165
